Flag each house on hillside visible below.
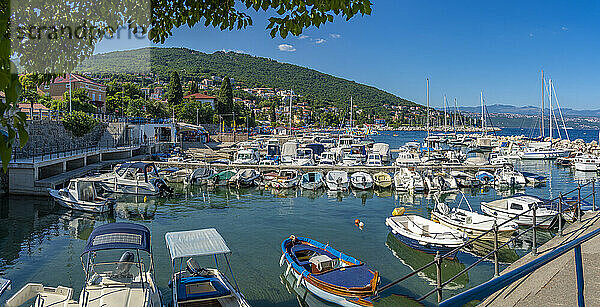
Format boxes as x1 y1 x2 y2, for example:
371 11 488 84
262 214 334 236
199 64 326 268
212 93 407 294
39 73 107 111
184 93 216 108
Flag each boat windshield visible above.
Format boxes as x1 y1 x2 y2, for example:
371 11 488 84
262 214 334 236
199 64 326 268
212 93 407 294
237 153 252 160
88 259 145 284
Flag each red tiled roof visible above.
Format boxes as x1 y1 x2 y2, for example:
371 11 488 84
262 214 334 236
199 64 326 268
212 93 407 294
184 93 216 99
50 73 106 88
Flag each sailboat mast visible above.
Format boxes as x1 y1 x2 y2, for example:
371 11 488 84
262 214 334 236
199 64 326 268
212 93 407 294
549 79 553 146
454 98 458 131
289 89 292 133
480 91 485 133
426 78 430 139
443 95 447 132
350 96 353 132
541 70 544 138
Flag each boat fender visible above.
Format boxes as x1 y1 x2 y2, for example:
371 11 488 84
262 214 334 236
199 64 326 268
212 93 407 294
354 219 360 225
392 207 405 216
285 263 292 276
296 275 303 288
358 221 364 228
279 254 286 267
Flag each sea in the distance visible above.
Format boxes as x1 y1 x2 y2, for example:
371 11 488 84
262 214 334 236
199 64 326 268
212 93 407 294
0 128 597 306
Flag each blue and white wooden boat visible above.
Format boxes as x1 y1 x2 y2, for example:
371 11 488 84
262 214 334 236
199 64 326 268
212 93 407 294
385 215 466 259
280 236 379 307
300 172 324 190
165 228 249 307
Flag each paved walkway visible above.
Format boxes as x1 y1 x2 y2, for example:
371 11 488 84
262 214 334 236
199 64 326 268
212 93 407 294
481 211 600 307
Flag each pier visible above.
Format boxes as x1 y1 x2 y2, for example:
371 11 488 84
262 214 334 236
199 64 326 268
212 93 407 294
480 211 600 307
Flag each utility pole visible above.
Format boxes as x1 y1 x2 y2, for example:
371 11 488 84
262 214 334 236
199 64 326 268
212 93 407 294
196 107 199 126
69 73 72 113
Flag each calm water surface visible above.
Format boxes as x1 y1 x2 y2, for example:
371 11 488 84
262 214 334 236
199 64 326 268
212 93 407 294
0 131 597 306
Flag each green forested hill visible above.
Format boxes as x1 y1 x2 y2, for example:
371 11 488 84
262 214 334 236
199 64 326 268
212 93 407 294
77 47 415 108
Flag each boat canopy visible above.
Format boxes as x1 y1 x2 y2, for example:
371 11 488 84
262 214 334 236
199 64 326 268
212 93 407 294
165 228 231 260
83 222 151 254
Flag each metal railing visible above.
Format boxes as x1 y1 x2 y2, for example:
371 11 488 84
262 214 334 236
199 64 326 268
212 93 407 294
373 180 597 304
24 109 173 124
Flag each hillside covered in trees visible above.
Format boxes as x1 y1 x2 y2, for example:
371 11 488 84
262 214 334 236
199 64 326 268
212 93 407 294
77 47 415 109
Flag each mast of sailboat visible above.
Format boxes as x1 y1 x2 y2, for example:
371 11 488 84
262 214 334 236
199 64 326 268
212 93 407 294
541 69 544 138
549 79 553 147
453 97 458 132
443 95 447 133
426 78 430 139
480 91 485 134
350 96 353 133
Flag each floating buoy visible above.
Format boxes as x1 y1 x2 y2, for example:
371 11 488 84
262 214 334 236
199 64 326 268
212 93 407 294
358 221 365 228
144 196 147 202
392 207 405 216
354 219 360 225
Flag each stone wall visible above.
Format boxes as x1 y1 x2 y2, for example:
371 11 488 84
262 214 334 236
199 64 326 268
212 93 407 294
13 120 109 159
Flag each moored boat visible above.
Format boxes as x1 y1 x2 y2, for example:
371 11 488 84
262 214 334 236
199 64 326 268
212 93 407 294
48 179 115 213
325 171 349 191
280 235 379 307
350 172 373 190
481 195 558 228
228 169 261 187
271 169 301 189
372 172 392 189
300 172 324 190
385 214 466 258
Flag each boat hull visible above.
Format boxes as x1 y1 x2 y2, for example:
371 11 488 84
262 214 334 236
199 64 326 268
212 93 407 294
480 205 556 229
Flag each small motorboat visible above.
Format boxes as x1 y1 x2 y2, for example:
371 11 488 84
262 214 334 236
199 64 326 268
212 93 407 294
262 171 279 186
165 228 250 306
271 169 301 189
186 167 215 185
165 168 194 183
494 166 527 187
228 169 261 187
437 171 458 191
373 172 392 189
48 179 115 213
208 169 237 186
350 172 373 190
325 171 349 191
450 171 481 188
280 235 379 307
300 172 324 190
431 195 518 244
365 154 383 167
481 195 558 228
385 215 467 259
394 168 425 192
92 162 172 195
7 223 162 307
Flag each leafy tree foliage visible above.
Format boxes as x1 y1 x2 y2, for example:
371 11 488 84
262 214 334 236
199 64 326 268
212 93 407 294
166 71 183 107
175 101 214 124
62 111 98 137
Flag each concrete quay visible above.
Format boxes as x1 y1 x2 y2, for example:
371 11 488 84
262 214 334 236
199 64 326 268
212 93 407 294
480 211 600 307
8 143 165 195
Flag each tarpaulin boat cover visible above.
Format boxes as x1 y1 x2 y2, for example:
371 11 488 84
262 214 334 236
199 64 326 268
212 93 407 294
165 228 231 260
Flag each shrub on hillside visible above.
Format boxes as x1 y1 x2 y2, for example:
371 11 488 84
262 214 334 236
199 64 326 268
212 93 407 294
62 111 98 137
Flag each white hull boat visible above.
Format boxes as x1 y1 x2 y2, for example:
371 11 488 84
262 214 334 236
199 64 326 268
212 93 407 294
325 171 349 191
350 172 373 190
271 170 301 189
481 195 558 228
93 162 172 196
300 172 324 190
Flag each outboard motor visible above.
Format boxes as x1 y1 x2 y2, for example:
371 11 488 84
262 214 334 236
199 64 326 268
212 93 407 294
156 179 174 196
186 258 209 276
113 251 135 277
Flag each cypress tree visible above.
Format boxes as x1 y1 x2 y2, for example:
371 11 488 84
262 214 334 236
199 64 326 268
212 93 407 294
216 77 233 123
166 71 183 107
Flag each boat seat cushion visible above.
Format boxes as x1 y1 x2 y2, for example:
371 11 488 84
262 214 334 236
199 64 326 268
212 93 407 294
177 275 231 302
312 265 374 289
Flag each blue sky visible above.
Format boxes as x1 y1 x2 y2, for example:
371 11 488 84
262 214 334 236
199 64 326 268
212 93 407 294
96 1 600 109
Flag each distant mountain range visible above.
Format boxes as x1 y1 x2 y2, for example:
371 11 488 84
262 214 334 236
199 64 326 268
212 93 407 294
456 104 600 118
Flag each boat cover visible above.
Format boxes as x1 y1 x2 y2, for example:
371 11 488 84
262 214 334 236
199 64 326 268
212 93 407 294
166 228 231 260
83 222 151 254
177 275 231 302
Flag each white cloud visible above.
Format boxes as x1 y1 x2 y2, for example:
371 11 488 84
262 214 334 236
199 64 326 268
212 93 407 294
529 33 534 38
561 26 568 31
315 38 326 44
329 33 341 39
298 35 309 39
278 44 296 52
220 49 247 54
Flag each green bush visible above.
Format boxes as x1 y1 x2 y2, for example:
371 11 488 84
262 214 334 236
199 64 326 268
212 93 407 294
62 111 98 137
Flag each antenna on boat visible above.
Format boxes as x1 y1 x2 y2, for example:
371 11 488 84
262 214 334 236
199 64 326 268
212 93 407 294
443 95 447 133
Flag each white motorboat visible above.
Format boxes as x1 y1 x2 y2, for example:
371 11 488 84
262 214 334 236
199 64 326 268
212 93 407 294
464 150 489 166
325 171 349 191
165 228 250 307
437 172 458 191
300 172 324 190
92 162 172 195
228 169 261 187
573 154 600 172
494 166 527 187
7 223 162 307
393 168 425 192
431 195 518 243
165 168 193 183
372 143 391 163
232 148 261 165
373 172 393 189
293 148 315 166
319 151 338 165
271 169 301 189
481 195 559 228
350 172 373 190
385 215 466 258
365 153 384 167
394 151 421 167
48 179 115 213
339 153 362 166
489 153 511 166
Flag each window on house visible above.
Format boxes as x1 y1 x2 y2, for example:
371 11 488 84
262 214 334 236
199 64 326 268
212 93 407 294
92 93 95 100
